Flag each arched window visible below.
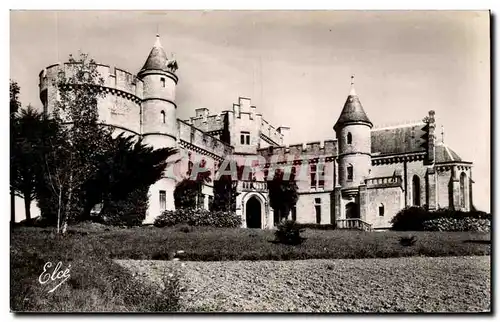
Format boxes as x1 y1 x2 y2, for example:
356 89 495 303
460 172 467 208
412 175 421 206
347 164 353 181
347 132 352 144
378 203 385 216
160 110 166 123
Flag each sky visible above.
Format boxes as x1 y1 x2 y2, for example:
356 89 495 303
10 10 490 212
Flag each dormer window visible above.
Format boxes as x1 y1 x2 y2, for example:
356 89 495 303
160 77 165 87
347 132 352 144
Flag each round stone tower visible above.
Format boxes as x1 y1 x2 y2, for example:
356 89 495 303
334 77 373 196
138 35 180 220
138 34 178 146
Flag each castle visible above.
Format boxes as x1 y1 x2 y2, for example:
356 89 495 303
38 35 474 230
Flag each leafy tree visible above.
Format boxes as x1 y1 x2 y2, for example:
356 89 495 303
10 80 21 224
81 133 177 224
267 168 299 224
10 80 21 116
211 174 238 212
11 106 59 221
174 159 211 209
42 53 112 233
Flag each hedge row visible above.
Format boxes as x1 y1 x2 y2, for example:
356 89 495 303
153 208 242 228
391 206 491 231
422 217 490 232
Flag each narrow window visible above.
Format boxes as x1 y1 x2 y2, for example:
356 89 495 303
246 134 250 145
347 165 353 181
159 190 166 211
318 164 325 188
161 110 166 123
160 77 165 87
208 195 214 211
291 206 297 221
240 134 245 144
378 203 385 216
347 132 352 144
460 172 467 208
315 198 321 224
310 164 317 188
412 175 421 206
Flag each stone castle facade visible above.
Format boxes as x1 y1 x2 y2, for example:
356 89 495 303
38 35 474 230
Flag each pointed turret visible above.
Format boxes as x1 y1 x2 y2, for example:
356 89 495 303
139 34 169 73
333 76 372 132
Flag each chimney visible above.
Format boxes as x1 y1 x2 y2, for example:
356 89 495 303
277 126 290 146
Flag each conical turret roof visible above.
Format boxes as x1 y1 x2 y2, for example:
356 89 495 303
140 34 168 72
334 77 372 132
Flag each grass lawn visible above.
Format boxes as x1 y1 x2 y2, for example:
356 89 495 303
10 223 491 312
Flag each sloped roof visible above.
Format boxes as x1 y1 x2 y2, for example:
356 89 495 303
435 143 463 163
140 35 168 72
371 123 427 156
334 87 372 131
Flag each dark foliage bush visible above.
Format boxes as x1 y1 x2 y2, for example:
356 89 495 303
273 220 306 245
153 208 242 228
390 206 491 231
98 186 149 227
422 217 490 232
399 236 417 247
391 206 433 231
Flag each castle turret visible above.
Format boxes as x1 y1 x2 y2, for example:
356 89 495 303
138 34 178 145
138 35 179 221
334 76 373 193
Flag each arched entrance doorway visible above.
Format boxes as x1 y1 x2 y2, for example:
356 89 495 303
345 202 360 219
246 196 262 228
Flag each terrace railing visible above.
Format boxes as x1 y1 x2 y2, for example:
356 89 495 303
335 219 373 231
237 180 268 192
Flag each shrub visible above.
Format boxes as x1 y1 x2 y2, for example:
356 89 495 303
390 206 434 231
273 219 305 245
99 186 149 227
422 217 490 232
390 207 491 231
153 208 242 228
399 236 417 247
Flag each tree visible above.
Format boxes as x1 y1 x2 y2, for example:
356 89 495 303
267 168 298 224
174 159 211 209
10 80 21 116
81 133 177 224
211 173 238 212
10 80 21 224
11 106 59 221
42 53 112 233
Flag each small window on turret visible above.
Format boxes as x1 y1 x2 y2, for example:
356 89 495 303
161 110 166 123
347 132 352 144
161 77 165 87
347 165 353 181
